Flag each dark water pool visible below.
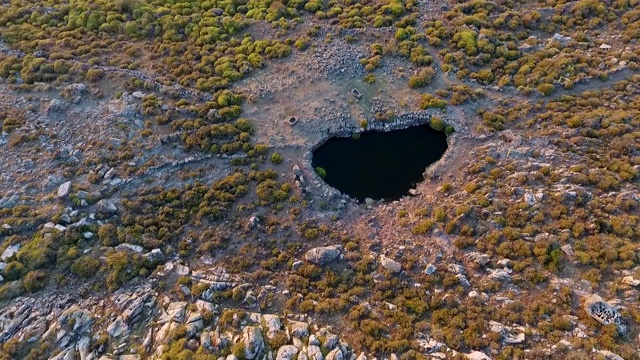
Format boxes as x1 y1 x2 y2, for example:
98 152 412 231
312 125 447 202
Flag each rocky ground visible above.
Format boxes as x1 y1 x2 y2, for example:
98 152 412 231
1 1 640 359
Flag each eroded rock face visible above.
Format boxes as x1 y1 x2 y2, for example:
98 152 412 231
584 294 626 333
305 246 341 265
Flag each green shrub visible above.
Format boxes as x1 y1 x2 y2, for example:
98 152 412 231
98 224 119 246
430 117 445 131
419 94 447 110
537 83 555 96
482 111 506 131
3 262 25 281
0 281 24 300
86 69 104 82
413 220 434 235
315 167 326 179
270 152 284 164
408 67 435 88
23 271 47 292
294 36 311 50
232 342 246 360
71 256 101 278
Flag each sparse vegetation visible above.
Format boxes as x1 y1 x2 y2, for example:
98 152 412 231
0 0 638 358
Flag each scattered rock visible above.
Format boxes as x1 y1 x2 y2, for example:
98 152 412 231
96 199 118 214
116 243 144 253
57 181 72 199
622 276 640 287
561 245 573 256
488 269 511 282
597 350 624 360
289 321 309 338
380 255 402 273
1 244 20 261
466 252 490 266
424 264 437 275
0 195 19 209
305 246 341 265
524 192 536 206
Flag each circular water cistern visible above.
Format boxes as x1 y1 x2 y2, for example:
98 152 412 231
311 125 448 202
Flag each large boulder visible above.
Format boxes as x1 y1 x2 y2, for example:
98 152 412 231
1 244 20 261
584 294 626 334
305 246 341 265
242 326 265 360
325 348 343 360
57 181 71 199
276 345 299 360
262 314 282 338
96 199 118 214
289 320 309 338
307 345 323 360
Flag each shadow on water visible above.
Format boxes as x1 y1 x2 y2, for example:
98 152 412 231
312 125 448 202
